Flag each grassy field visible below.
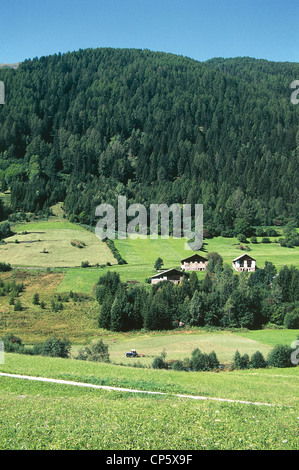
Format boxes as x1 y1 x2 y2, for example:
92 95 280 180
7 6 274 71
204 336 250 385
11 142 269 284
0 353 298 450
1 218 297 293
0 220 116 268
0 268 298 359
59 233 299 293
0 219 298 450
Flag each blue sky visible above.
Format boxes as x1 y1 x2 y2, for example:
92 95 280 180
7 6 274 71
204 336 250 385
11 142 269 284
0 0 298 64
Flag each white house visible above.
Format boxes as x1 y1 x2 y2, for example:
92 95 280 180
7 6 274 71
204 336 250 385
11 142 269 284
181 254 208 271
232 254 256 272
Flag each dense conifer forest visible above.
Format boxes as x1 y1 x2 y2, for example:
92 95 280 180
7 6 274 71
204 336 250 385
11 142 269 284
0 48 298 232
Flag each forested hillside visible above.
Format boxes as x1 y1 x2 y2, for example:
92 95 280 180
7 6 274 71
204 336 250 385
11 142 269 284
0 48 298 232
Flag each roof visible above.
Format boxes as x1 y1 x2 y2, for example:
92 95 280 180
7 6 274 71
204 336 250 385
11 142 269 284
150 268 188 279
232 253 256 262
181 253 208 263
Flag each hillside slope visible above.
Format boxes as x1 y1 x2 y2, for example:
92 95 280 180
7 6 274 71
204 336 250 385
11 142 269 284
0 48 298 230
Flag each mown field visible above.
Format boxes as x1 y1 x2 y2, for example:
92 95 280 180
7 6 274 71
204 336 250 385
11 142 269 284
0 219 297 293
0 220 116 268
58 235 299 293
0 353 298 450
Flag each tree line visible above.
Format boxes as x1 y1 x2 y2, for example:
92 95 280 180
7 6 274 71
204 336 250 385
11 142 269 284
96 257 299 332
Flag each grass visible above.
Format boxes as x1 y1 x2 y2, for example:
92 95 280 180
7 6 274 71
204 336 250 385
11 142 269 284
0 376 297 450
1 352 298 405
0 354 298 450
0 218 298 450
59 234 299 293
0 270 100 344
0 220 116 268
1 218 298 292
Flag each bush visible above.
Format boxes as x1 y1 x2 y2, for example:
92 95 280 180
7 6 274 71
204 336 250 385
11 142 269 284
237 233 247 243
0 222 13 240
13 299 22 311
152 348 168 369
190 348 219 371
104 239 127 265
261 237 271 243
32 293 40 305
81 260 90 268
284 310 299 329
0 333 25 353
233 350 250 369
76 339 110 363
250 236 258 244
267 344 295 368
33 336 71 358
152 355 168 369
250 351 267 369
170 360 185 371
0 262 12 272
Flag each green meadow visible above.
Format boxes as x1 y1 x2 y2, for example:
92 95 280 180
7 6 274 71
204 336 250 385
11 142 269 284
0 353 298 450
0 219 298 293
59 233 299 293
0 219 298 451
0 220 116 268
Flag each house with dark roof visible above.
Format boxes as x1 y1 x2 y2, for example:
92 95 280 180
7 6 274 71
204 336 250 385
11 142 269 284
181 253 208 271
232 254 256 272
150 268 188 285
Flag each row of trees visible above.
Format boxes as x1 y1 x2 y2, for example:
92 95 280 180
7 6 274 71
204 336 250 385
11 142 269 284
96 258 299 332
152 345 298 371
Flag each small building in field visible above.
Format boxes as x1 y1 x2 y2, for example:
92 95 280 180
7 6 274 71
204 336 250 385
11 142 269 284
181 253 208 271
150 268 188 285
232 254 256 272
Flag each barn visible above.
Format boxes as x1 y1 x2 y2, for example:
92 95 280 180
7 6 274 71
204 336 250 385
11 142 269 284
181 253 208 271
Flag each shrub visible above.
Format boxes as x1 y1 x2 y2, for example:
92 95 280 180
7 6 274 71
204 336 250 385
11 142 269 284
33 336 71 358
261 237 271 243
0 262 12 272
250 236 258 244
32 293 40 305
284 310 299 329
0 333 25 353
250 351 267 369
267 345 295 368
190 348 219 371
14 299 22 311
0 222 13 240
81 260 90 268
237 233 247 243
152 356 168 369
76 339 110 363
233 350 249 369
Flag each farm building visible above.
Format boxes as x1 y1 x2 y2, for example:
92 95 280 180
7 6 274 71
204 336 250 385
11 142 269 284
181 253 208 271
150 268 189 285
232 254 256 272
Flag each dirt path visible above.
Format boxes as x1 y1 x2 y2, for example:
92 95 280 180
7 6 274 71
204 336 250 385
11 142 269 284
0 372 274 406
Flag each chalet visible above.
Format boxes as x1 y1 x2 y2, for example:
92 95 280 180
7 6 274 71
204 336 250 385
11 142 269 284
150 268 189 285
232 254 256 272
181 254 208 271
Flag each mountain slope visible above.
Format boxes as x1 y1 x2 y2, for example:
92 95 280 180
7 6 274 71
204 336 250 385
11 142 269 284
0 48 298 230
